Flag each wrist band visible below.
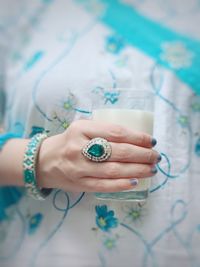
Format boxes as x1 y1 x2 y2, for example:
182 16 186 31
23 133 52 200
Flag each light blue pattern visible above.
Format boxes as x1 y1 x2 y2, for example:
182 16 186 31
30 191 85 267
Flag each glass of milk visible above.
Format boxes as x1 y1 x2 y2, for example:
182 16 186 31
92 89 154 202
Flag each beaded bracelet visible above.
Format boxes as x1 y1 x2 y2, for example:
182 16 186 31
23 133 52 200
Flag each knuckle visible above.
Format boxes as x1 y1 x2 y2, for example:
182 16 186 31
95 180 108 192
139 134 148 145
137 165 150 177
74 165 84 177
106 164 120 178
64 142 80 159
146 150 155 163
110 125 126 140
117 146 128 160
69 120 87 133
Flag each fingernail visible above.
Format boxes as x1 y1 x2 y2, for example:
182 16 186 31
151 166 158 174
151 138 157 147
157 154 162 162
130 178 138 186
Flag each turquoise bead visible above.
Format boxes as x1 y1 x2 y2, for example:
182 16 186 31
88 144 105 158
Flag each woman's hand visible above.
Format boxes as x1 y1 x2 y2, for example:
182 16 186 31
37 120 160 192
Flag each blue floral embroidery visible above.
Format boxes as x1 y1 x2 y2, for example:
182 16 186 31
103 237 118 250
29 126 45 138
195 138 200 157
160 41 194 69
104 91 119 104
95 205 118 232
105 35 126 54
28 213 43 234
123 204 145 224
177 115 189 128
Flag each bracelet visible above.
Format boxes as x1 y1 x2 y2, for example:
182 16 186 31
23 133 52 200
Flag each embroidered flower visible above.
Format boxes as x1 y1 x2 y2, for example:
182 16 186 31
104 91 120 104
106 35 126 54
28 213 43 234
95 205 118 232
51 93 77 130
195 138 200 157
177 115 189 128
103 236 118 250
123 204 145 224
191 97 200 112
160 41 194 69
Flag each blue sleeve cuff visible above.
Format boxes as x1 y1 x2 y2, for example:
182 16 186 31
0 132 22 150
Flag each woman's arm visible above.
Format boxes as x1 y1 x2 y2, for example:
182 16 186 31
0 120 160 192
0 138 29 186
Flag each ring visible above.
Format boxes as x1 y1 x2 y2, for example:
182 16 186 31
82 137 112 162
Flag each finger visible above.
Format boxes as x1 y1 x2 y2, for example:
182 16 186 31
108 142 160 163
78 177 139 192
83 162 157 179
79 120 155 148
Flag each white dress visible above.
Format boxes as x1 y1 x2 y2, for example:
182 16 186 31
0 0 200 266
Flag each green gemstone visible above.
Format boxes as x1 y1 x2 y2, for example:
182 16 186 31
88 144 104 158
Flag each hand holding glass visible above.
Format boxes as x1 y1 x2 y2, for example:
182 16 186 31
92 89 155 202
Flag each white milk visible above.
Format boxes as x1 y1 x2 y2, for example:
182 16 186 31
93 109 154 192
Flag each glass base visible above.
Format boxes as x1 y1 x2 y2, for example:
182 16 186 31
95 189 149 202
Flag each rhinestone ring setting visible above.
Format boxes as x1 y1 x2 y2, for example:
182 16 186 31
82 137 112 162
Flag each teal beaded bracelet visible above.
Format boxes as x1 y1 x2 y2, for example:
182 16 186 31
23 133 52 200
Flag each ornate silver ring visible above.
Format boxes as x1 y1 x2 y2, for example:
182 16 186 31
82 137 112 162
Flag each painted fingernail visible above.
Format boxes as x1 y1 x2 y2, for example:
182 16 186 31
157 154 162 162
151 166 158 174
130 178 139 186
151 138 157 147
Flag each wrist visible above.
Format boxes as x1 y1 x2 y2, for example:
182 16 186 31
36 133 64 189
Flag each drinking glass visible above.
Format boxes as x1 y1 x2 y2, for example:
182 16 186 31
92 88 154 202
